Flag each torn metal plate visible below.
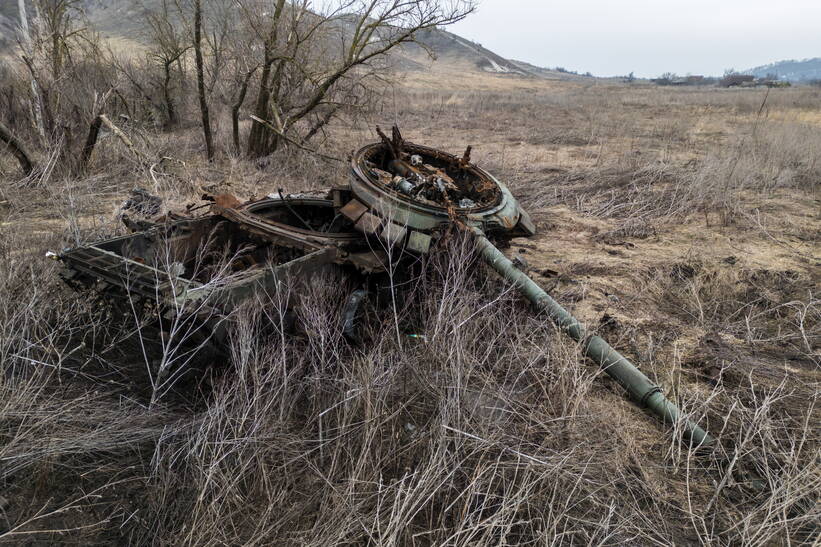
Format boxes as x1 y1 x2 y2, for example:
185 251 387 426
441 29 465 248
355 212 383 235
340 199 368 223
380 222 408 247
407 231 432 253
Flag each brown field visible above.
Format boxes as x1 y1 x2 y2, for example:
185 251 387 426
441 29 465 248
1 61 820 545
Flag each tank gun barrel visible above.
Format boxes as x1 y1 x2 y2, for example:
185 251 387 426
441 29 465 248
472 227 714 448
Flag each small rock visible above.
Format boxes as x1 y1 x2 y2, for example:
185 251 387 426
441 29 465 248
599 313 619 328
512 256 530 271
121 188 162 218
0 495 9 510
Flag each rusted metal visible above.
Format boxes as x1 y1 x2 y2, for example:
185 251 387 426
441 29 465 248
58 215 336 309
211 193 243 209
214 196 363 253
339 199 369 223
55 192 378 355
347 128 534 238
355 211 383 235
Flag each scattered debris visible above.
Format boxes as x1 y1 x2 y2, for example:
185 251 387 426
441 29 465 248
120 188 162 218
55 127 535 355
58 192 376 349
342 289 369 343
366 125 503 211
511 255 530 271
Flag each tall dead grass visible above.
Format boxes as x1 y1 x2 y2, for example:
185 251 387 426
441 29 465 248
415 85 821 231
0 224 818 544
1 79 819 544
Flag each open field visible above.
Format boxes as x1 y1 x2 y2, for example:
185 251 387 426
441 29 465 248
1 62 820 545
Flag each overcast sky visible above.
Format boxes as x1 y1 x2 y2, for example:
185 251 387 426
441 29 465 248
449 0 821 78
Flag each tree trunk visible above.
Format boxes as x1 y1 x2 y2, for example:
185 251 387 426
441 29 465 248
162 61 177 127
246 0 286 158
79 115 104 170
246 58 273 158
0 121 35 175
79 114 143 171
193 0 214 160
18 0 45 140
231 67 256 154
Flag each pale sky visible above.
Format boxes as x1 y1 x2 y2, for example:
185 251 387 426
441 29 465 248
449 0 821 78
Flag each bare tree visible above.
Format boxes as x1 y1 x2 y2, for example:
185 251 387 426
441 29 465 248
230 64 259 153
193 0 214 159
6 0 124 175
144 0 191 128
19 0 88 137
0 120 35 175
17 0 45 139
181 0 252 156
244 0 288 157
242 0 476 158
119 0 472 159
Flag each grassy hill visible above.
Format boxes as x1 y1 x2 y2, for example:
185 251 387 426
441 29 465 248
0 3 20 49
746 58 821 82
0 1 589 82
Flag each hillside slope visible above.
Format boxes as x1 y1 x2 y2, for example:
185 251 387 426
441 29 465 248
399 27 534 76
0 1 582 81
0 3 21 50
746 58 821 82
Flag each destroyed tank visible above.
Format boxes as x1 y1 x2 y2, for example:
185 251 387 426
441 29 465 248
339 126 714 447
338 126 534 253
55 192 381 350
54 127 714 447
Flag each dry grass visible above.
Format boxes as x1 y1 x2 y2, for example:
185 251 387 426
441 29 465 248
1 70 820 545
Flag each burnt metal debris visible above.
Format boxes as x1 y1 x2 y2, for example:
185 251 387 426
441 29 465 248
52 125 713 447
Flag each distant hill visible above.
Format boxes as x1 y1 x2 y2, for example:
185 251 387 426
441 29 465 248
745 58 821 82
509 59 595 81
0 1 587 82
365 27 596 81
398 28 534 76
0 1 149 50
0 3 20 50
